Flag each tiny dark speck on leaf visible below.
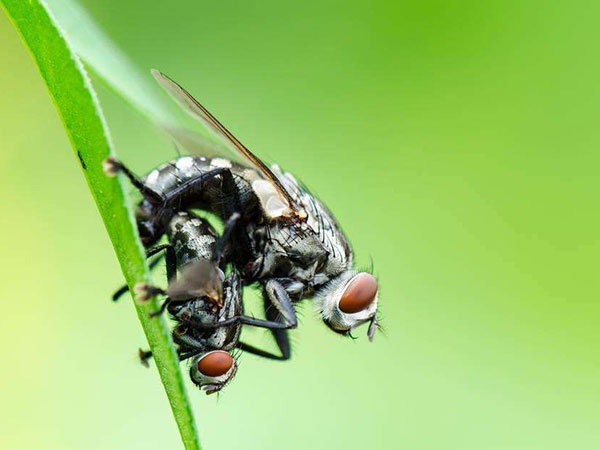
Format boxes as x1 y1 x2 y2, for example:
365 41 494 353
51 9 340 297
77 150 87 169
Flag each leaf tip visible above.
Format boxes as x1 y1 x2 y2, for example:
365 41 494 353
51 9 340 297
150 68 162 80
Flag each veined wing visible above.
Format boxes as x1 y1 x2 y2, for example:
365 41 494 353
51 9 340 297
165 124 233 160
151 69 302 220
167 259 223 307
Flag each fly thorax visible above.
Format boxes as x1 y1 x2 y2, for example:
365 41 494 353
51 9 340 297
274 165 353 268
254 222 328 281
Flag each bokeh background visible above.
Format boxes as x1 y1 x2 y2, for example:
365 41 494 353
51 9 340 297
1 0 600 449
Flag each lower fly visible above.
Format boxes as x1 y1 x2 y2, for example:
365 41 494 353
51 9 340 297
113 211 294 394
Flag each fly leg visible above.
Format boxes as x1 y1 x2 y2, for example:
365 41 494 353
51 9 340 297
178 349 204 361
211 212 241 266
180 314 296 331
163 327 291 362
112 244 176 302
161 167 236 208
103 158 168 245
177 278 298 332
263 279 299 329
262 278 304 359
149 298 172 318
145 243 177 281
138 348 153 368
137 284 173 319
104 159 245 243
216 169 253 261
112 283 135 303
236 341 290 361
132 244 177 318
230 277 300 361
102 158 164 205
176 275 298 332
105 157 253 256
137 346 204 366
140 333 213 367
112 253 163 301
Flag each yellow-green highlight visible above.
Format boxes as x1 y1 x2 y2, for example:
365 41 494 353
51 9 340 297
0 0 599 449
0 0 199 448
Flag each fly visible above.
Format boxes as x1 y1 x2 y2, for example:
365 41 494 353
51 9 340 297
105 69 380 346
115 212 292 394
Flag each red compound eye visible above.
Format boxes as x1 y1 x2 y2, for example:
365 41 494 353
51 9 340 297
197 351 234 377
339 273 378 314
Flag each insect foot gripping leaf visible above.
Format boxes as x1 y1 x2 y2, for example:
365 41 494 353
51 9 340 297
0 1 201 449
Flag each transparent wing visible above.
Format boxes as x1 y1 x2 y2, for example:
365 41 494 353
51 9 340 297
165 124 237 160
167 259 224 307
151 69 301 218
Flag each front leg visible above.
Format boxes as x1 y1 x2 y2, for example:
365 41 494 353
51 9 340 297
112 244 176 302
263 279 299 328
163 167 234 208
176 279 299 340
180 314 296 331
137 346 205 365
236 341 290 361
212 212 241 267
261 278 303 359
132 283 173 319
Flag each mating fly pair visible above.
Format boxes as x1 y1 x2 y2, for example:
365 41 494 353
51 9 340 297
108 70 381 393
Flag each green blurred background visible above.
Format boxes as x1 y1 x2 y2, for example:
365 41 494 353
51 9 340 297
1 0 600 448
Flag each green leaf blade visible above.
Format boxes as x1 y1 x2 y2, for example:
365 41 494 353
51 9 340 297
0 1 200 449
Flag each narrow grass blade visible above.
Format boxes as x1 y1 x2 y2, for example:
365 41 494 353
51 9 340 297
0 1 201 449
46 0 183 128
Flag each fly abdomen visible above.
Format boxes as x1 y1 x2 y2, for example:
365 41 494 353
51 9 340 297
167 212 218 268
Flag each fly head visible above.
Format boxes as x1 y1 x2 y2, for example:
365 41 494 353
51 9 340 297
190 350 237 394
314 270 379 340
